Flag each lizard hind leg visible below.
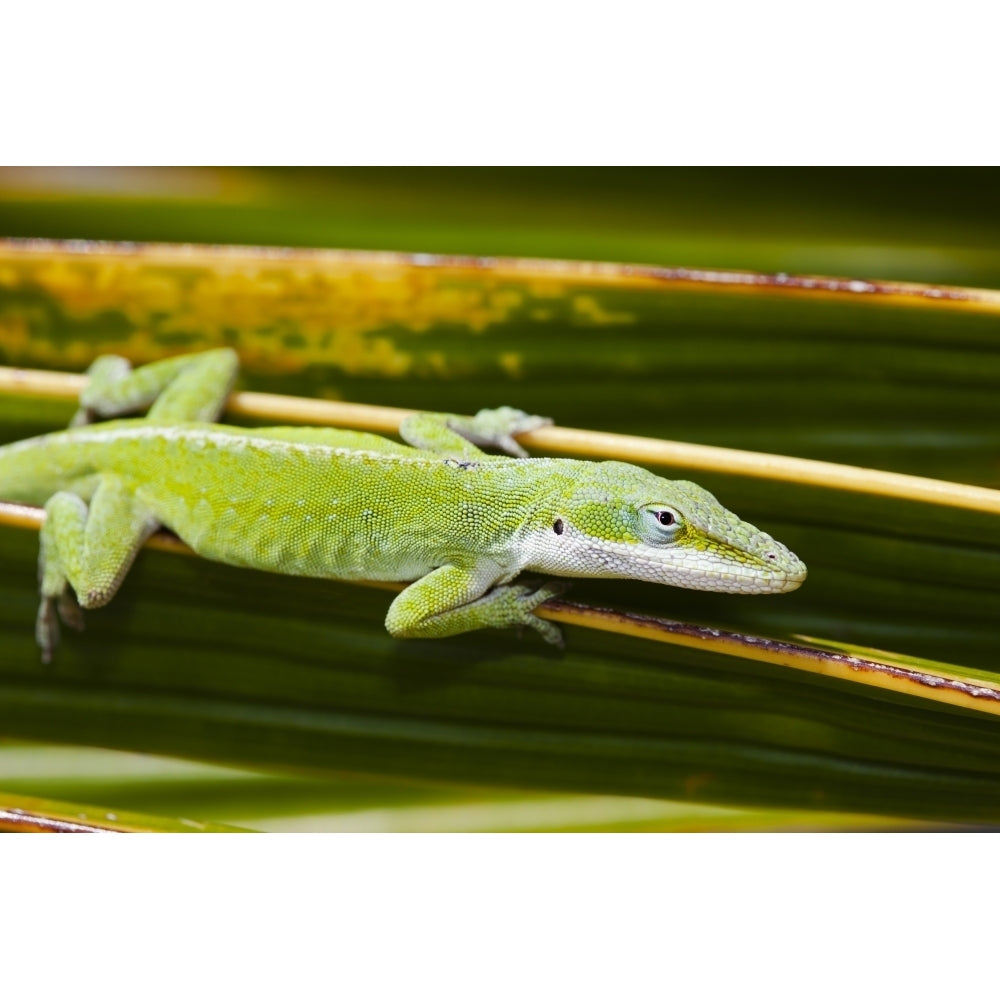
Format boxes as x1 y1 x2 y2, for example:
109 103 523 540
71 348 239 426
36 475 158 663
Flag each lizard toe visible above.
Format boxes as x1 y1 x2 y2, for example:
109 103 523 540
58 589 85 631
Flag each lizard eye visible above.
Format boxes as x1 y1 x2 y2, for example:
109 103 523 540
640 506 683 541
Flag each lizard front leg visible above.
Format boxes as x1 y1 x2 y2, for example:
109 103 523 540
385 563 568 646
36 474 157 662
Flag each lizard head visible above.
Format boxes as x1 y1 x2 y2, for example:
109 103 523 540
527 461 807 594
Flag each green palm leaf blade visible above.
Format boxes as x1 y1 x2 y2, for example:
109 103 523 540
1 234 999 827
0 788 245 832
0 746 954 833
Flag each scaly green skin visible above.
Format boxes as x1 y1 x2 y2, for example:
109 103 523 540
0 349 806 661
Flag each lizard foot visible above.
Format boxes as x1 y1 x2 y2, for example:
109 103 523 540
509 578 570 648
455 407 553 459
69 355 133 427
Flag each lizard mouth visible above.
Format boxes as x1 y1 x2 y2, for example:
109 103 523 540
751 554 808 594
682 544 808 595
771 569 807 594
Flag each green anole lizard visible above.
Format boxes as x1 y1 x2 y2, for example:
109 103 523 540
0 349 806 661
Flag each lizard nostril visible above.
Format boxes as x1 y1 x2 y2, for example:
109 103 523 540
553 519 564 535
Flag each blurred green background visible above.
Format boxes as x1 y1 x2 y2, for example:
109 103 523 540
3 166 1000 286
